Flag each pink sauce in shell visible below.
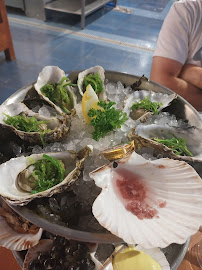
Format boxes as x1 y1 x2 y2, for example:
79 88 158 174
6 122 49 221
113 168 166 220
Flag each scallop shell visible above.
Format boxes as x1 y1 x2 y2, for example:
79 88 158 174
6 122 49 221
102 244 170 270
0 102 70 144
124 90 176 122
0 146 91 206
34 66 76 115
77 66 107 100
90 151 202 249
129 122 202 162
0 215 43 251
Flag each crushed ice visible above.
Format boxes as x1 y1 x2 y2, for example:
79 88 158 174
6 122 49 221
31 82 184 182
27 81 189 231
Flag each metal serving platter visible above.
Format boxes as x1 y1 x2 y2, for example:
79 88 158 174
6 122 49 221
2 70 201 269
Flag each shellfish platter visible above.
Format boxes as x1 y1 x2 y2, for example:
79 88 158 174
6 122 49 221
0 65 202 270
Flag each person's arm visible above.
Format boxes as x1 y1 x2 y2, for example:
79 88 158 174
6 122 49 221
150 56 202 111
179 64 202 89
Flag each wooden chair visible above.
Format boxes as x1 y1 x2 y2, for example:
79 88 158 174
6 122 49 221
0 0 15 60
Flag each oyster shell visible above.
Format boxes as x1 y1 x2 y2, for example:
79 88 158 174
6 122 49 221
0 102 70 144
0 146 91 205
124 90 176 122
102 244 170 270
77 66 107 100
90 151 202 248
34 66 76 115
129 122 202 162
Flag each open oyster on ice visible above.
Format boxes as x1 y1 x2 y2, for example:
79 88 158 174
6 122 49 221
0 146 91 205
0 102 70 145
34 66 76 115
124 90 176 123
77 66 107 100
128 119 202 162
90 151 202 249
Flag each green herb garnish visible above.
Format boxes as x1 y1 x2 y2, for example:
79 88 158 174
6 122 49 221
3 114 50 146
88 100 128 141
83 73 103 95
153 136 193 156
31 154 66 194
40 76 76 114
131 96 163 115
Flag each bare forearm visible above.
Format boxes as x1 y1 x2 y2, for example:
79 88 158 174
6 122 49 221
151 73 202 111
150 57 202 111
179 64 202 89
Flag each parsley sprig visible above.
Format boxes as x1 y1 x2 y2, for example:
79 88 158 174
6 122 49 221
153 136 193 156
41 76 76 114
88 100 128 141
31 154 66 194
3 114 50 146
131 96 163 115
83 73 103 95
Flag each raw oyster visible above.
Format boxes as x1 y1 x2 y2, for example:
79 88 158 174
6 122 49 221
77 66 107 100
34 66 76 115
0 102 70 144
102 244 170 270
124 90 176 122
90 151 202 248
0 146 91 205
128 122 202 162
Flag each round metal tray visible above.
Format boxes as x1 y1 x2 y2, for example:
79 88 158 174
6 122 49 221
3 70 200 269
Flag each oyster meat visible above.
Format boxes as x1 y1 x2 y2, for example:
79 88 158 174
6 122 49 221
124 90 176 122
0 146 91 205
34 66 76 115
0 102 70 144
90 151 202 248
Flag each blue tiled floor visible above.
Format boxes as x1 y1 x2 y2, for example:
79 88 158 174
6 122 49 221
0 0 175 104
118 0 170 12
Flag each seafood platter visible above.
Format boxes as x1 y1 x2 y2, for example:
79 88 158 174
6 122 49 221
0 65 202 269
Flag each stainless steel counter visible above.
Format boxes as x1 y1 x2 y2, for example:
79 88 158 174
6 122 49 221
5 0 117 28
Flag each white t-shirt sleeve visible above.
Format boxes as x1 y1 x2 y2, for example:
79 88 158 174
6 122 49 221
153 2 190 65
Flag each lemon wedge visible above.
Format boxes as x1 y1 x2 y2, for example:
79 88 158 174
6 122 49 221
82 84 100 124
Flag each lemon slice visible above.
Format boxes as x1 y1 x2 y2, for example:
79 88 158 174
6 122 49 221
82 84 100 124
